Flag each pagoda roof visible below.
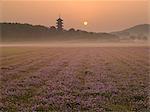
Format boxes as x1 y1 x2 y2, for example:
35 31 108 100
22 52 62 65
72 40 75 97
57 18 63 21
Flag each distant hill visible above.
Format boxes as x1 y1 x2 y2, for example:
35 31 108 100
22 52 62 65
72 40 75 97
0 23 149 43
0 23 119 42
0 23 56 42
111 24 150 40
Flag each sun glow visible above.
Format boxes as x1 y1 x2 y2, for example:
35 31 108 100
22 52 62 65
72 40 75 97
83 21 88 26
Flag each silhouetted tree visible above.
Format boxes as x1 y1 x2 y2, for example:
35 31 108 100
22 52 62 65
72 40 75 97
68 28 75 32
50 26 56 31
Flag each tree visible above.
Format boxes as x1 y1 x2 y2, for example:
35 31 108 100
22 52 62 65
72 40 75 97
68 28 75 32
50 26 56 31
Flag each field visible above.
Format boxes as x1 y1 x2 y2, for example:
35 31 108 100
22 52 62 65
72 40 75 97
0 46 149 111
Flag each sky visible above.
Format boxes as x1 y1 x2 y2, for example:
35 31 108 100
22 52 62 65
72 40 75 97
0 0 150 32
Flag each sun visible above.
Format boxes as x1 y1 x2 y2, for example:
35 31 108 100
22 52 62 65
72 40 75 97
83 21 88 26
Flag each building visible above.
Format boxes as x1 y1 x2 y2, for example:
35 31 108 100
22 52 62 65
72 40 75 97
56 16 63 31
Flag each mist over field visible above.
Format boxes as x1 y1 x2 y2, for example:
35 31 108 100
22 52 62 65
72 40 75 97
0 22 150 112
0 23 150 44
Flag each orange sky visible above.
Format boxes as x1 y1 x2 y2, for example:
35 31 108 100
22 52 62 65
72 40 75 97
1 0 150 32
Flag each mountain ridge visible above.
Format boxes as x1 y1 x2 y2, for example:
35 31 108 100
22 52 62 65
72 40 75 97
111 24 150 40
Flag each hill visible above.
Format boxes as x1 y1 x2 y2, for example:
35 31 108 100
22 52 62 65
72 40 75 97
111 24 150 40
0 23 149 43
0 23 119 43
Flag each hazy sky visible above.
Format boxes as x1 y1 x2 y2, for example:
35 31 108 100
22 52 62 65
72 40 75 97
1 0 150 32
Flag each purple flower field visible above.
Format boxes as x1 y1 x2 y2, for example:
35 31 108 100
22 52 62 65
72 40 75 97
0 46 149 111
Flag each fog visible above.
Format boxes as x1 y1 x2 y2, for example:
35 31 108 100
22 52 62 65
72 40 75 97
0 41 149 48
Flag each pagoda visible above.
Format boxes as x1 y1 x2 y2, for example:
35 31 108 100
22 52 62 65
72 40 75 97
56 16 63 31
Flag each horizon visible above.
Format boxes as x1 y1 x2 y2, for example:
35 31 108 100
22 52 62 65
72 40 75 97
1 22 149 33
1 0 150 32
